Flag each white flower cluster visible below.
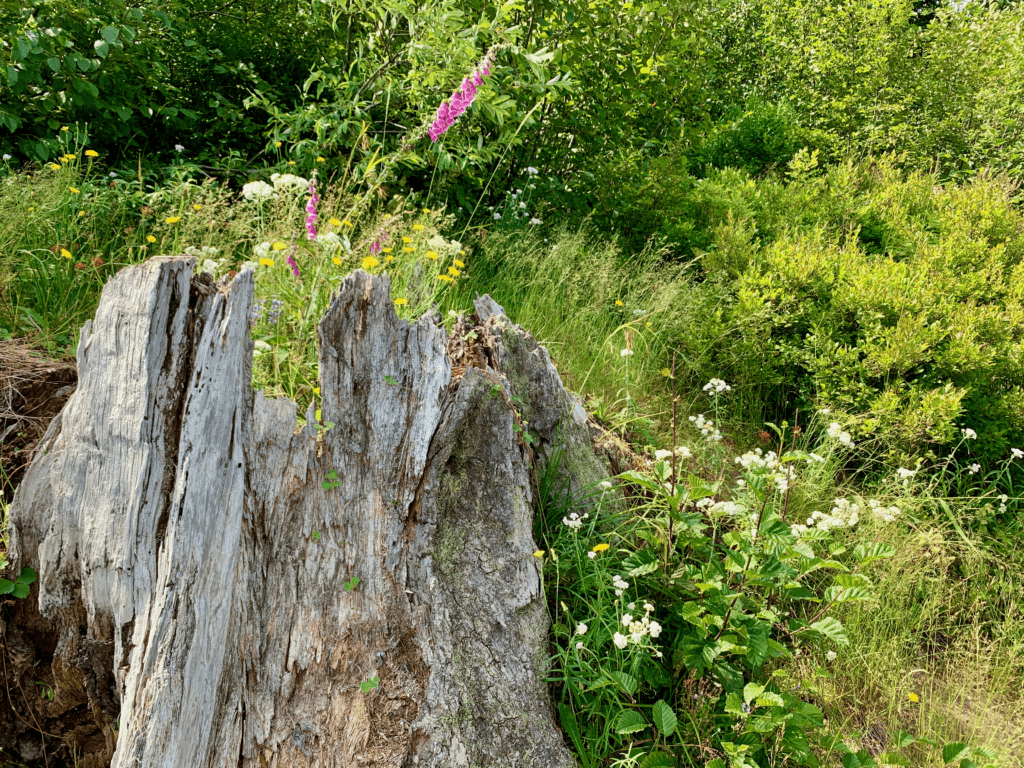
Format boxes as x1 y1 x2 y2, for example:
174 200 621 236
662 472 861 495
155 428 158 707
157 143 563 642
703 378 732 394
620 348 634 357
896 467 916 487
576 622 588 636
968 462 981 474
254 241 274 259
613 602 663 651
1012 448 1024 459
269 173 309 192
790 498 861 537
612 574 629 597
998 494 1008 514
562 511 590 529
867 498 901 523
961 428 978 440
426 234 462 259
826 422 854 448
709 500 746 517
689 414 722 441
241 180 275 202
654 445 692 462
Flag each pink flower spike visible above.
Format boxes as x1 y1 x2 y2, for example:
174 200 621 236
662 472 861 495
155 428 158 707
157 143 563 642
473 71 483 86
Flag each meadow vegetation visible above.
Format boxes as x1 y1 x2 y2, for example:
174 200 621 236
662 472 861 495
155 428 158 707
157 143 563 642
2 0 1024 766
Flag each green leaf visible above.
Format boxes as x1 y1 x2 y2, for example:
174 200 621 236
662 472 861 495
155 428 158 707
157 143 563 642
614 709 647 735
558 705 592 768
18 568 37 585
116 106 132 121
639 751 674 768
876 753 910 766
810 616 849 646
605 670 638 696
94 41 109 59
13 583 29 599
755 692 784 707
724 692 743 716
942 744 970 763
706 761 726 768
651 700 677 736
0 579 14 595
46 57 61 74
853 542 896 565
743 682 764 705
359 675 379 692
101 26 120 43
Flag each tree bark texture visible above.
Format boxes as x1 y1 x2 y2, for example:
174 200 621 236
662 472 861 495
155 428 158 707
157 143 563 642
4 256 611 767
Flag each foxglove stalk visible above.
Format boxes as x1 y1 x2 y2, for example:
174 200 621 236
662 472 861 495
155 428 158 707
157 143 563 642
305 172 319 240
429 53 494 143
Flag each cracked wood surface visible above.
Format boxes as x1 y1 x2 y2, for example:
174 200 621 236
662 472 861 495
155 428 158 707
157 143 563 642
6 256 608 767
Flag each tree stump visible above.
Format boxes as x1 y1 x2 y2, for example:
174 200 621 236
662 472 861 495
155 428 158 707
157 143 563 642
3 256 609 767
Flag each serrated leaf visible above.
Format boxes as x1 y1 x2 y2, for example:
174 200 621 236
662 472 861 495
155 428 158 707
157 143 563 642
756 692 784 707
0 579 14 595
18 568 37 585
13 583 29 599
942 744 970 763
810 616 849 646
743 682 764 704
724 691 743 715
614 709 647 734
706 761 726 768
876 752 910 765
629 560 659 577
651 700 676 736
558 704 589 766
639 751 674 768
854 542 896 564
605 670 638 696
101 26 120 43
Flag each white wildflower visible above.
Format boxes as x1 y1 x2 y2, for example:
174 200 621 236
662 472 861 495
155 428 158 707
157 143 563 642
962 428 977 440
702 378 731 394
576 623 588 636
826 650 837 662
242 180 275 202
613 633 628 649
1011 448 1023 460
620 348 634 357
968 463 981 475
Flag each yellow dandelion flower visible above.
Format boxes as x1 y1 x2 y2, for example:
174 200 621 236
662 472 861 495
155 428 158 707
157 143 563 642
48 163 61 170
165 216 181 224
60 248 72 259
272 241 288 251
60 126 69 132
85 150 99 157
403 246 415 253
412 223 425 231
332 257 343 266
313 387 321 395
259 258 275 267
317 156 326 162
436 274 455 284
908 693 919 703
65 153 76 160
425 251 439 260
423 208 430 213
274 141 282 148
147 235 157 243
402 236 412 243
60 156 69 163
459 250 465 255
660 368 673 378
533 550 545 558
329 218 342 227
646 321 652 327
69 187 80 194
453 258 465 268
78 210 85 217
362 256 380 270
394 297 408 306
288 161 296 166
382 247 393 254
193 204 202 211
592 543 610 552
615 300 623 306
385 255 394 262
343 220 353 228
447 266 460 277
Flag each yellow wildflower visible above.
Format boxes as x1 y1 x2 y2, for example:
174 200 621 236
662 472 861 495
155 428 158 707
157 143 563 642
274 141 282 148
382 247 393 254
402 236 412 243
65 153 76 161
165 216 181 224
343 220 353 228
329 218 342 227
447 266 460 277
394 297 408 306
661 368 672 377
425 251 439 260
459 250 465 255
60 248 72 259
317 156 326 162
193 204 202 211
332 257 342 266
272 241 288 251
403 246 414 253
288 161 296 166
423 208 430 213
385 255 394 262
259 258 275 267
362 256 380 270
48 163 60 170
78 210 85 217
533 550 544 558
592 543 610 552
85 150 99 157
412 224 425 231
908 693 919 703
436 274 455 284
313 388 321 395
60 126 69 132
615 300 623 306
147 235 157 243
69 187 79 194
453 258 465 268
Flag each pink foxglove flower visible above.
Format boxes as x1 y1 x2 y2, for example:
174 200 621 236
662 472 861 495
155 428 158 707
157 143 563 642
305 173 320 240
429 54 494 143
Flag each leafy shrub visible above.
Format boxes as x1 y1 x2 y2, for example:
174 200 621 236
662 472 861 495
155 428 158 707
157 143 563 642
698 98 806 178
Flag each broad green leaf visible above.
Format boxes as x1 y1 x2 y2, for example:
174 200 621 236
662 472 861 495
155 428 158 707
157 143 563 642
18 567 37 585
651 700 676 736
810 616 849 646
629 560 659 577
742 682 764 704
755 692 784 707
942 744 970 763
13 583 29 599
876 752 910 766
47 57 61 73
94 41 110 59
639 751 674 768
706 761 726 768
724 692 743 716
0 579 14 595
101 26 120 43
853 542 896 565
605 670 638 696
558 705 591 768
614 709 646 734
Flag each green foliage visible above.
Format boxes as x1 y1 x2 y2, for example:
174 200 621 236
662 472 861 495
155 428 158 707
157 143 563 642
0 566 37 599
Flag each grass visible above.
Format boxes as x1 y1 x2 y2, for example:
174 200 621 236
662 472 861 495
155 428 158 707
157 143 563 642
1 153 1023 767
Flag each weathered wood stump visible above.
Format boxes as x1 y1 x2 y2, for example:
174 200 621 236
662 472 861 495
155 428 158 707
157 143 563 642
3 256 609 767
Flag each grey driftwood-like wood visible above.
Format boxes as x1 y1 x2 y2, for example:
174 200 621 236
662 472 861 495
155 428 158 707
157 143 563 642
5 255 612 767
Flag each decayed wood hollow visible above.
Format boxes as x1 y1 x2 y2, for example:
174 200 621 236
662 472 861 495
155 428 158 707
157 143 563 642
6 256 610 767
